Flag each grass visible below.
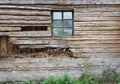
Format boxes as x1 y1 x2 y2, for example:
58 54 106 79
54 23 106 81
1 66 120 84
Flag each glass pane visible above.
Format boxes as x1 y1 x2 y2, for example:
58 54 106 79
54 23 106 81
53 12 62 19
63 20 72 27
53 27 62 36
53 20 62 27
63 12 72 19
64 28 72 36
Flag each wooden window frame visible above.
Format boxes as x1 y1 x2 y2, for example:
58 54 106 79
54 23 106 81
52 11 74 37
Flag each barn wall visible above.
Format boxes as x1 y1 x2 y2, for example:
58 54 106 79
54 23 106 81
0 4 120 57
0 3 120 81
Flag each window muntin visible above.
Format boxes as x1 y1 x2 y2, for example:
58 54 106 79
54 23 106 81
52 11 73 36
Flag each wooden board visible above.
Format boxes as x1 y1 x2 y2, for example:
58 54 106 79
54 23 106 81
0 9 50 16
0 5 51 10
0 27 21 31
10 39 49 45
75 12 120 17
74 7 120 12
74 27 120 31
74 17 120 22
0 36 8 54
0 15 51 21
9 31 51 37
70 47 120 53
0 0 119 4
74 22 120 27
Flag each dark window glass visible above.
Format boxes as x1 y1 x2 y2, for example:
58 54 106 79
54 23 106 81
63 20 72 27
52 11 73 36
21 26 47 31
53 20 62 27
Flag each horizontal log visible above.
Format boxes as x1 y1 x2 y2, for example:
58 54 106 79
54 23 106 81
75 12 120 17
74 34 120 38
0 24 50 27
74 21 120 27
0 31 51 36
0 32 9 36
70 47 120 53
18 43 120 49
0 15 51 21
71 44 120 48
9 31 51 37
74 31 120 34
9 36 120 41
0 9 50 16
0 20 51 24
68 39 120 44
10 39 49 45
0 5 51 10
5 35 120 42
74 7 120 13
74 27 120 31
0 0 119 4
51 37 120 41
9 37 120 44
74 17 120 21
10 37 50 40
0 27 21 31
48 39 120 46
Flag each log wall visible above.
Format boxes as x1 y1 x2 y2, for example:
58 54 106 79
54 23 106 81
0 0 120 81
0 4 120 57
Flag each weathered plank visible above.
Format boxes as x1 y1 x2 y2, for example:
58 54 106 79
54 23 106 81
10 39 49 45
9 31 51 37
74 7 120 13
51 37 120 41
0 27 21 31
0 15 51 21
18 43 120 49
74 27 120 31
0 36 8 54
74 21 120 27
0 5 51 10
0 20 51 24
70 47 120 53
69 39 120 44
0 0 120 4
74 31 120 34
0 24 51 27
74 31 120 38
0 9 50 16
74 17 120 21
75 12 120 17
0 32 9 36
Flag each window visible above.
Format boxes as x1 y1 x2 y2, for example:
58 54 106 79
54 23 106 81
52 11 73 36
